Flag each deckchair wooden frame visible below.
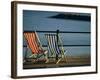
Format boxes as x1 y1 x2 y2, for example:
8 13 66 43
24 31 48 63
45 33 67 64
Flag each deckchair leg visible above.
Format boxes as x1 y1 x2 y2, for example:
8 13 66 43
56 58 61 64
64 50 68 63
56 54 60 64
56 55 67 64
45 54 49 63
44 51 49 63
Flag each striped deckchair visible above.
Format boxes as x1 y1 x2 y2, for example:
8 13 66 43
24 31 48 63
45 33 67 64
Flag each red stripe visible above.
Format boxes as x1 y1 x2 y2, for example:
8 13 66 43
24 33 36 53
32 33 38 53
30 33 37 53
24 32 44 54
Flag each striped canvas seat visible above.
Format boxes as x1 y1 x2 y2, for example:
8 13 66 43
24 32 48 62
45 33 67 64
45 34 62 55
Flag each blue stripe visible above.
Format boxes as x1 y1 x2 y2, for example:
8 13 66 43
46 34 61 55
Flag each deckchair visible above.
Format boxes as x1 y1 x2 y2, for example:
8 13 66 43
24 31 48 63
45 33 67 64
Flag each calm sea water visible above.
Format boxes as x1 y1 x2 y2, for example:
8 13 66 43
23 10 91 57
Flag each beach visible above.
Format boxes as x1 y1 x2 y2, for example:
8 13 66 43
23 56 90 69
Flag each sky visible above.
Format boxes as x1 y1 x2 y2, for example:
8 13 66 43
23 10 91 57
